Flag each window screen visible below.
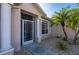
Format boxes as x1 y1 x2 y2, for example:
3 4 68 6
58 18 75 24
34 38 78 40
42 21 48 34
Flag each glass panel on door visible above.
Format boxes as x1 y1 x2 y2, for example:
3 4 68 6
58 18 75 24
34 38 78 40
22 20 34 46
24 21 32 41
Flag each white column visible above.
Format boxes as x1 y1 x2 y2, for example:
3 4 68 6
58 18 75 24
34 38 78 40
37 16 42 43
1 4 12 51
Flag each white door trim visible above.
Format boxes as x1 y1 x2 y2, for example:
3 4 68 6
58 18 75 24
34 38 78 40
22 19 34 46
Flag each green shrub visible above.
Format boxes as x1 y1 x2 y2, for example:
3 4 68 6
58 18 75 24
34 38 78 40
56 41 68 51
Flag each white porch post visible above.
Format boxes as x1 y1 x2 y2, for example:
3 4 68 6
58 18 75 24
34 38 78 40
37 16 42 43
1 3 12 51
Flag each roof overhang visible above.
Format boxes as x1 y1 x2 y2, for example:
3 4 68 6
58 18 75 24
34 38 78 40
32 3 46 16
13 3 46 16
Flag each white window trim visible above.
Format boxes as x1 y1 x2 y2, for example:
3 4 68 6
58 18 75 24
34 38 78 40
41 19 49 35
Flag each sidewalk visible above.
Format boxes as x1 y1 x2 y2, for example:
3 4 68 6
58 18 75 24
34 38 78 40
23 43 57 55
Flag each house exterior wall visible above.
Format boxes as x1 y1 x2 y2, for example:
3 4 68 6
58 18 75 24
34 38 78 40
11 3 47 51
36 16 42 43
51 24 76 40
41 20 51 40
11 6 21 51
0 3 51 54
0 3 14 55
36 17 51 42
21 3 44 16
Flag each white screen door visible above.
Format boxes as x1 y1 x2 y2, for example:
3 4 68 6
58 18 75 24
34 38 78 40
22 19 34 46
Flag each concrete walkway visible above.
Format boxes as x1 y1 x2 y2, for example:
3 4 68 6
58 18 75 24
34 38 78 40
23 43 57 55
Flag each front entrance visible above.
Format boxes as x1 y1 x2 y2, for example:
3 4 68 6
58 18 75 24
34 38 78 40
22 19 34 46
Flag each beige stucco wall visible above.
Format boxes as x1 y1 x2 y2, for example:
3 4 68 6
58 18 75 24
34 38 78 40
21 3 43 16
11 3 45 51
51 24 76 40
11 6 21 51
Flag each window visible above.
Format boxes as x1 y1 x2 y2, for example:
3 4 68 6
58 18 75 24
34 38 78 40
21 13 33 21
42 21 48 34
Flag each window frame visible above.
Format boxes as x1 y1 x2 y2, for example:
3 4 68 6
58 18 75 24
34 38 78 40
41 19 48 34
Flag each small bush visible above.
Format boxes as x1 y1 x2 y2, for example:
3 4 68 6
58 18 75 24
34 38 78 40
56 41 68 51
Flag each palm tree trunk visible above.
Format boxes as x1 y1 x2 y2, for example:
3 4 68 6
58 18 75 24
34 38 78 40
61 25 68 41
73 30 79 44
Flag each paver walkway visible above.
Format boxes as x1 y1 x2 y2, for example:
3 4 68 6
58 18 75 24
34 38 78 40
23 43 57 55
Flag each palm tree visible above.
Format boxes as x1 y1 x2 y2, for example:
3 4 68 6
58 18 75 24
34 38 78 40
66 8 79 44
51 8 70 41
